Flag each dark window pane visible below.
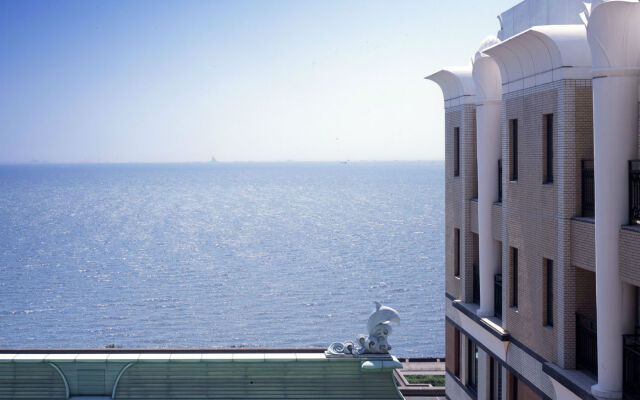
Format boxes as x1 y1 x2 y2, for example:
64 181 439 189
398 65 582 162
545 114 553 183
454 127 460 177
511 120 518 181
454 229 460 277
512 248 518 308
546 259 553 327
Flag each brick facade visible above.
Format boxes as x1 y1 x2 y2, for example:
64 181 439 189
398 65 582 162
440 74 640 398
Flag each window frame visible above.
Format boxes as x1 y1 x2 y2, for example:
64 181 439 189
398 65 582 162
544 114 554 184
511 247 518 309
467 338 478 393
545 258 554 327
510 119 518 181
454 328 461 378
454 228 461 277
454 127 460 177
490 357 503 400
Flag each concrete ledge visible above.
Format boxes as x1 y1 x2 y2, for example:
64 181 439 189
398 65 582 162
451 299 510 341
542 362 597 400
0 350 410 364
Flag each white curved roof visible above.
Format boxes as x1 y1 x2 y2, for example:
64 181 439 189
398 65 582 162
424 66 475 108
473 55 502 103
587 1 640 74
483 25 591 93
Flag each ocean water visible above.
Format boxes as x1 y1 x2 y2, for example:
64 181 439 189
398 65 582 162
0 162 444 357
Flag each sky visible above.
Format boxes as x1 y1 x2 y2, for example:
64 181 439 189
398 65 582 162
0 0 517 163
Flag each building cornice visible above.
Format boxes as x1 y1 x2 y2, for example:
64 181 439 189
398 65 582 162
483 25 592 93
425 66 476 107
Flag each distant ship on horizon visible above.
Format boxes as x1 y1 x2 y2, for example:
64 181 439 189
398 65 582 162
210 156 217 163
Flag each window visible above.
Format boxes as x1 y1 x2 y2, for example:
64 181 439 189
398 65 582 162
473 233 479 304
454 127 460 177
545 259 553 327
490 357 503 400
454 228 460 277
511 247 518 308
511 374 518 400
498 159 503 202
454 328 461 378
510 119 518 181
467 338 478 393
544 114 553 183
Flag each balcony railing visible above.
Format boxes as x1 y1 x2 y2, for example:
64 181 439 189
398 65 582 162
624 332 640 399
582 159 594 218
472 264 480 305
576 313 598 376
630 160 640 225
498 160 502 203
494 274 502 319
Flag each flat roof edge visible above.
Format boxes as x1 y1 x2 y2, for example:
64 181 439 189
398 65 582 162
0 347 326 354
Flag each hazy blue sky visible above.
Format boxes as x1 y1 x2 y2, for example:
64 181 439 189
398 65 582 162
0 0 516 163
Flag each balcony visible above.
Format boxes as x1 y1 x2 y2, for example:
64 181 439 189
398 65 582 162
576 313 597 377
498 160 502 203
630 160 640 225
624 332 640 399
494 274 502 319
582 159 594 218
472 264 480 305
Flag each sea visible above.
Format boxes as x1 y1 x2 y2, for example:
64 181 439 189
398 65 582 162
0 161 444 357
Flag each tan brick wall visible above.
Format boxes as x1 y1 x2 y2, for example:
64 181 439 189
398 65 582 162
462 105 478 303
575 267 596 320
470 200 479 234
570 219 595 272
445 104 477 301
502 82 560 363
499 80 593 366
492 203 502 241
444 78 599 383
620 228 640 287
446 108 463 300
569 86 594 216
558 80 594 368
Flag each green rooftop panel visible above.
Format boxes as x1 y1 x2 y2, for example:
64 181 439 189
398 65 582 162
0 351 404 400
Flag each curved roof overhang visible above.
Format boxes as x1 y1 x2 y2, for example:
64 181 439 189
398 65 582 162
587 1 640 76
483 25 591 94
425 66 475 108
472 55 502 103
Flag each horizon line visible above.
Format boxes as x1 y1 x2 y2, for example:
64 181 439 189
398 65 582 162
0 159 446 166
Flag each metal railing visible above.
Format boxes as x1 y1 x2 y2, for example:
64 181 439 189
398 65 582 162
498 160 502 203
472 264 480 305
494 274 502 320
582 159 594 218
576 313 598 377
624 332 640 399
630 161 640 225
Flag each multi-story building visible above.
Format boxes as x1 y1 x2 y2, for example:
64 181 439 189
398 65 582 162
426 1 640 399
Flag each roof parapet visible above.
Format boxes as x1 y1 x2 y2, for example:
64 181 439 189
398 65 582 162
483 25 591 93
